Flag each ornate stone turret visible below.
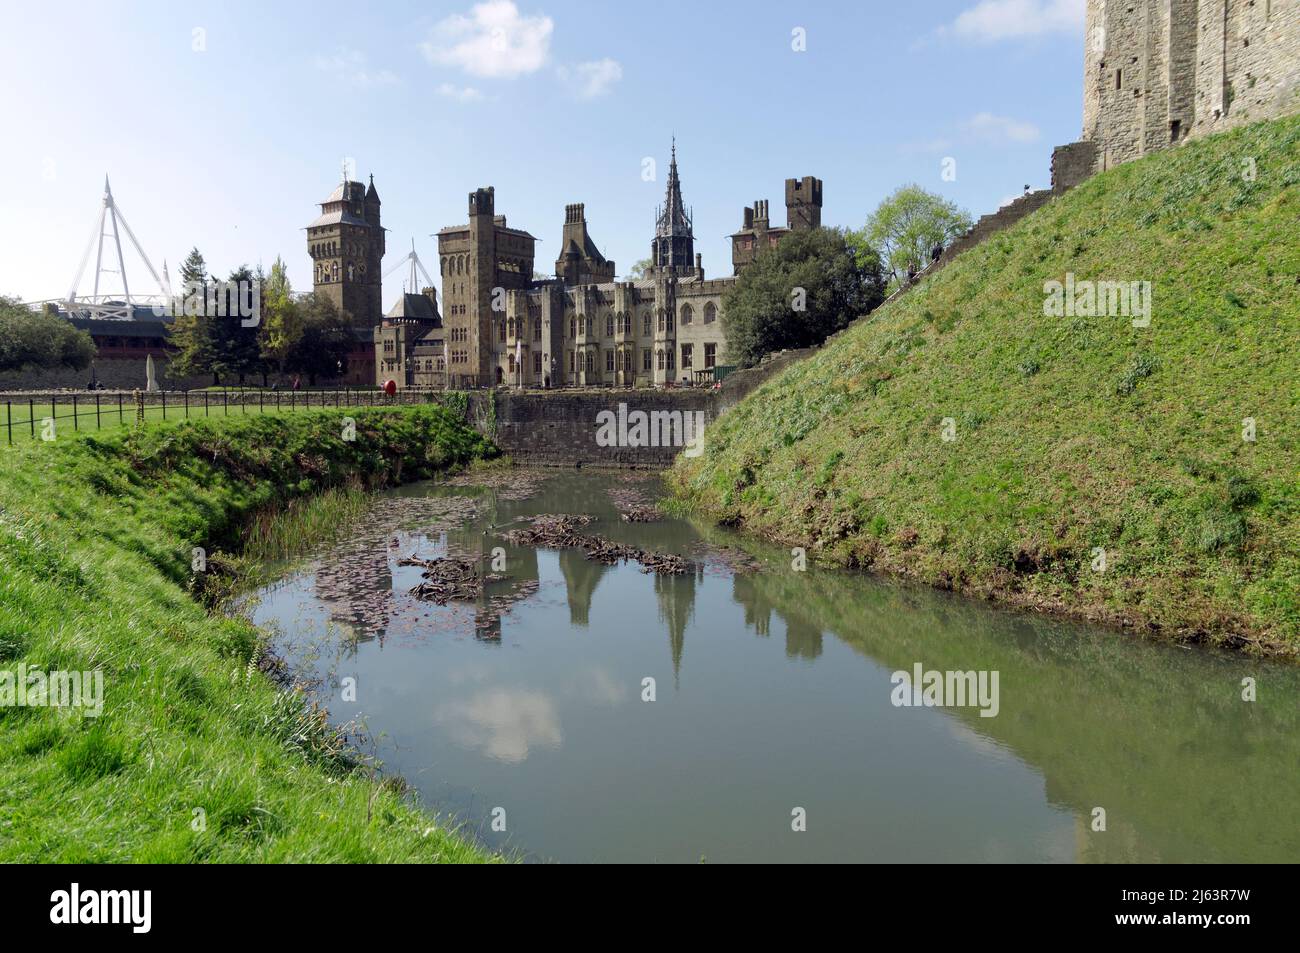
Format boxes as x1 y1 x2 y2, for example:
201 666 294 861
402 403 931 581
650 139 695 277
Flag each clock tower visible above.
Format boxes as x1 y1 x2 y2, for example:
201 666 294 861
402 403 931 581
306 170 385 327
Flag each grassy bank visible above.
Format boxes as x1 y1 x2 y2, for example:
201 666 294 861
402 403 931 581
0 406 499 861
672 115 1299 655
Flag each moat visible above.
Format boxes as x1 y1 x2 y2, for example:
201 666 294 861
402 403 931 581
243 469 1300 863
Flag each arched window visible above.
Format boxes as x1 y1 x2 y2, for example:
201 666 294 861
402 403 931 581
656 348 664 370
606 314 614 336
642 313 651 335
331 262 339 282
704 302 717 324
585 350 595 373
666 310 674 332
657 310 664 332
680 304 693 325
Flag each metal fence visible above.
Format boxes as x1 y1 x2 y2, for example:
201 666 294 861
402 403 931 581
1 388 456 445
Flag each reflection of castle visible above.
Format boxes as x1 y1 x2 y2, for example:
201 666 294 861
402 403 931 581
731 573 823 661
654 567 700 682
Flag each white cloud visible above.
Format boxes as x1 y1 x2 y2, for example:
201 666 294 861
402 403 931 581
899 112 1039 155
961 111 1041 143
946 0 1084 43
436 83 486 102
314 48 399 88
556 58 622 99
420 1 553 79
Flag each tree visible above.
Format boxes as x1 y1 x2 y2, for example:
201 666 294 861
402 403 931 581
626 258 653 280
207 265 264 384
167 248 218 383
258 257 302 382
284 292 353 385
0 297 96 372
720 227 885 368
854 185 972 291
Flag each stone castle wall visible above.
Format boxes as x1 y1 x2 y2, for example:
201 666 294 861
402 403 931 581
0 357 211 392
1084 0 1299 170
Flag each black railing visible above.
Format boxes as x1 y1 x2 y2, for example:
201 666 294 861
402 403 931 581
0 388 456 445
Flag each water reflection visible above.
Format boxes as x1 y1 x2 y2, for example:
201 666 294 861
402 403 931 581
247 469 1300 863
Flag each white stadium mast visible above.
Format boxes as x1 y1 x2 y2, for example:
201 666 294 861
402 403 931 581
63 176 170 320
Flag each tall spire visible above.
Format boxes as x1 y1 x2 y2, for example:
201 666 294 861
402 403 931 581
651 139 694 274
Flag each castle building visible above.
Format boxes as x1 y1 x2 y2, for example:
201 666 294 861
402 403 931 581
731 176 823 273
419 144 823 389
306 173 386 384
373 288 446 388
1082 0 1298 170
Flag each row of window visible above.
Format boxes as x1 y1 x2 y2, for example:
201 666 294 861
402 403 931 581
381 358 446 373
563 344 717 375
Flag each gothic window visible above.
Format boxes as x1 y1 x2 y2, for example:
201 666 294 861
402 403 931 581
606 350 614 372
657 310 664 333
606 314 614 336
705 343 717 368
533 352 542 374
533 319 541 341
682 343 693 368
666 310 674 332
643 348 652 372
643 313 651 335
666 348 675 371
704 302 717 324
680 304 693 325
569 318 576 338
585 351 595 374
331 262 339 282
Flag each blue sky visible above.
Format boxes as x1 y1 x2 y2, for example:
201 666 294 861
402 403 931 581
0 0 1086 305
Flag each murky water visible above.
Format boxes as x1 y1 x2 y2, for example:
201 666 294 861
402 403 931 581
244 469 1300 863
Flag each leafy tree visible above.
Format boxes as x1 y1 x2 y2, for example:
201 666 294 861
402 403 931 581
258 256 302 380
853 185 972 291
0 296 96 372
284 291 352 385
627 258 653 280
720 227 885 368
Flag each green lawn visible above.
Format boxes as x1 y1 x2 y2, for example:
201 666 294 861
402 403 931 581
672 114 1300 655
0 406 500 861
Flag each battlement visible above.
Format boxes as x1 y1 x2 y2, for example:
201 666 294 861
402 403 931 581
469 186 495 217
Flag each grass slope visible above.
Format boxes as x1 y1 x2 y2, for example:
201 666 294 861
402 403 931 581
0 406 498 861
672 115 1300 655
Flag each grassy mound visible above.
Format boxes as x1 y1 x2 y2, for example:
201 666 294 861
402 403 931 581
0 407 498 861
672 115 1300 655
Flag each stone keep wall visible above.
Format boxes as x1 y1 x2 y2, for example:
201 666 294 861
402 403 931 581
1084 0 1299 170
